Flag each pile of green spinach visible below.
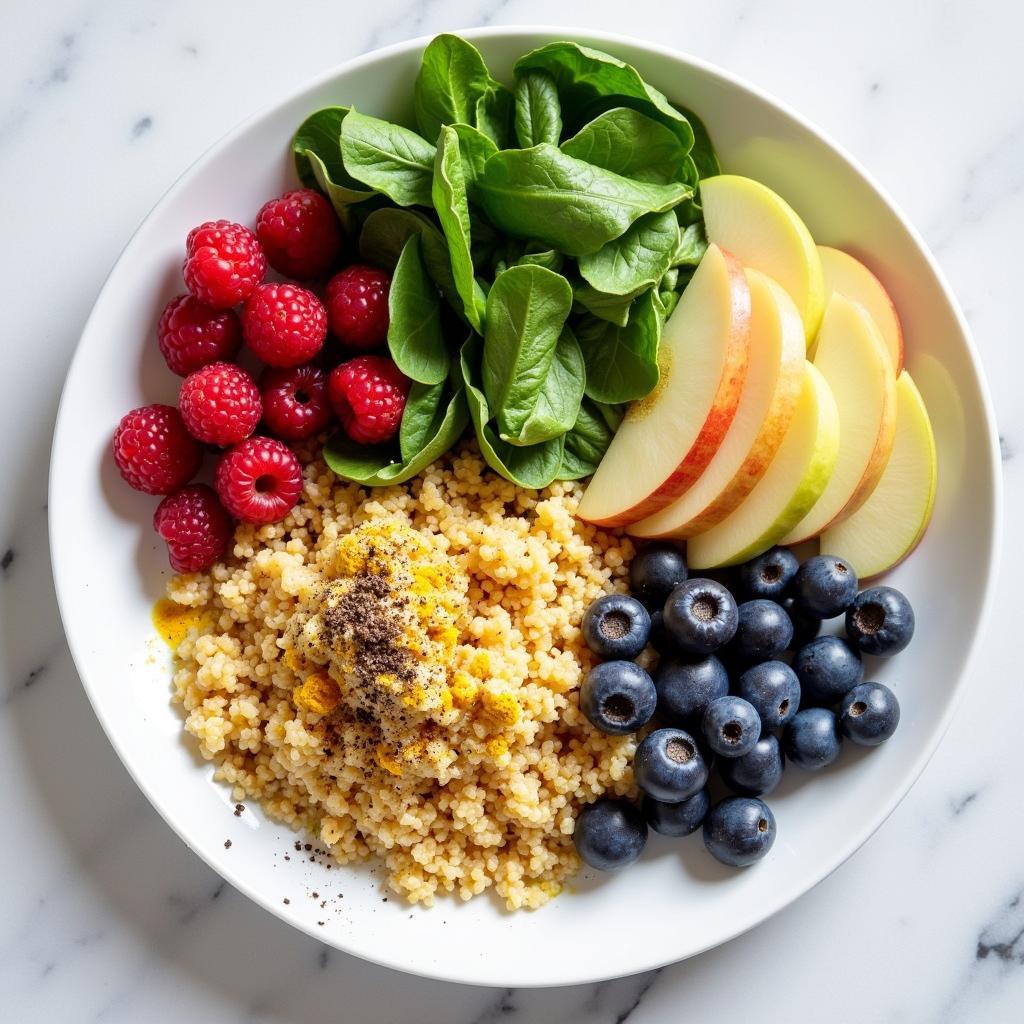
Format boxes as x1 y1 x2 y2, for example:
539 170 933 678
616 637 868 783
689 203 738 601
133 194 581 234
293 35 718 488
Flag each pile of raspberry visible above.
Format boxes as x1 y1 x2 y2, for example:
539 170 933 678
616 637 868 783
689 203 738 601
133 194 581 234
112 188 413 573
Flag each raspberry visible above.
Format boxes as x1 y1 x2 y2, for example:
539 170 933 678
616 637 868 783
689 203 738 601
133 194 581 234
183 219 266 309
255 188 342 279
112 404 202 495
241 283 327 367
260 365 333 441
327 355 410 446
325 265 391 350
179 362 261 446
154 484 233 573
157 293 242 376
214 437 303 524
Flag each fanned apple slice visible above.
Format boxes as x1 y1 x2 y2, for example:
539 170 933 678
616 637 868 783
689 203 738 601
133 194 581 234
701 175 825 341
818 245 904 372
577 244 751 528
781 293 898 544
629 269 805 539
687 363 840 569
821 371 936 578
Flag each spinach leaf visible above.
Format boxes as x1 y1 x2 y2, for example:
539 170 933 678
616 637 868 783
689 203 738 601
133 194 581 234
459 336 564 489
477 144 691 257
512 248 564 272
508 326 585 447
340 109 436 207
482 264 573 442
593 400 625 431
470 212 503 268
514 42 694 149
578 209 678 296
672 222 708 266
292 107 374 225
661 267 679 292
450 123 497 200
657 288 681 320
388 235 448 385
676 103 720 179
324 383 468 486
475 87 515 149
576 288 662 403
514 70 562 147
399 380 446 462
559 398 615 480
572 281 646 326
560 107 688 184
358 208 459 310
432 125 486 332
414 35 509 144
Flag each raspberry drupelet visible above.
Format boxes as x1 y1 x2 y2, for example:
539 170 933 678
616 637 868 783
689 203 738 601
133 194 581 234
325 265 391 350
112 404 202 495
255 188 342 279
327 354 410 446
183 220 266 309
157 294 242 376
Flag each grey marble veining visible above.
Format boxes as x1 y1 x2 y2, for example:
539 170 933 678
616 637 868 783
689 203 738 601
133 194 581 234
1 0 1022 1021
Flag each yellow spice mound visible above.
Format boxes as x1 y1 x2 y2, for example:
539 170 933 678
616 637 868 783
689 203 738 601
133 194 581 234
167 443 639 909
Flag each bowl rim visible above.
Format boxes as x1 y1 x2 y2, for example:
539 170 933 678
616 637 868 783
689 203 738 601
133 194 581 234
49 24 1003 987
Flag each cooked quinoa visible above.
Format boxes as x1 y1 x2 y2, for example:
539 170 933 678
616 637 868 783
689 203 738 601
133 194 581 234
166 441 642 910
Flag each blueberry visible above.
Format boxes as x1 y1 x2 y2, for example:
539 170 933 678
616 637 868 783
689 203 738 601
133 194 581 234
719 734 785 796
732 599 794 660
643 788 710 837
703 797 776 867
702 695 761 759
793 635 863 704
663 578 738 655
792 555 858 618
840 682 901 746
783 596 821 649
630 542 688 608
654 654 729 728
649 609 678 657
633 728 709 802
582 594 651 659
738 546 800 600
783 707 842 770
845 587 915 656
580 661 657 735
573 798 648 870
736 660 800 730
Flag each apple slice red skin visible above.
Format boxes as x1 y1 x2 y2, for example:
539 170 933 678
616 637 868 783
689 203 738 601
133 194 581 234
580 247 752 528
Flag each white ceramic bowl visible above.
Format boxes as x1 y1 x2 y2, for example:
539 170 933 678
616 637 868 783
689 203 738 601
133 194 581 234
50 27 1001 987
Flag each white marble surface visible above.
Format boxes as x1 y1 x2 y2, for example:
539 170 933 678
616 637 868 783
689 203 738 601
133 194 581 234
1 0 1021 1019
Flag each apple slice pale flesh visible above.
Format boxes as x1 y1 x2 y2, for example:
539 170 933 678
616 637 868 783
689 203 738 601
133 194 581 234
628 269 805 539
577 243 751 528
687 362 840 569
820 371 936 579
818 245 904 372
780 293 898 544
701 174 825 341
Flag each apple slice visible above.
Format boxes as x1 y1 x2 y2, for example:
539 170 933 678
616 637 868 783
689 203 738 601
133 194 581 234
701 175 825 341
818 245 904 372
577 244 751 527
629 269 805 539
780 293 898 544
687 362 840 569
820 371 936 578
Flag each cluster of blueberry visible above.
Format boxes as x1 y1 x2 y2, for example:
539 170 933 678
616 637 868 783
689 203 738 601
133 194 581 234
573 545 913 871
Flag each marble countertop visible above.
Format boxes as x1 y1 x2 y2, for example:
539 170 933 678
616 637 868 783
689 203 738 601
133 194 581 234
2 0 1021 1020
